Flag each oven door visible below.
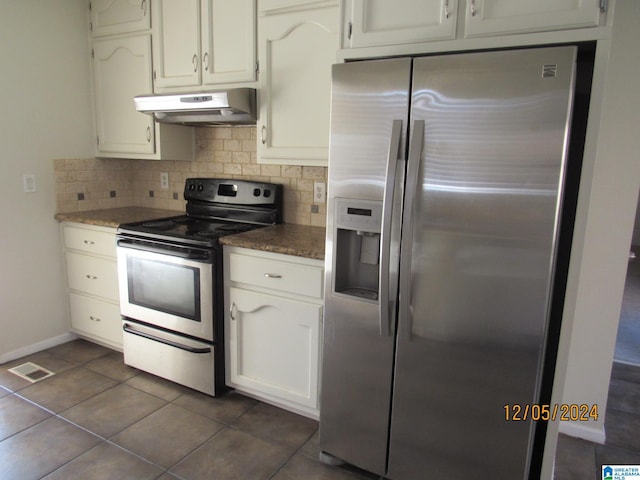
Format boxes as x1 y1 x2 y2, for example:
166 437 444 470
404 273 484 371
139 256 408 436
116 237 215 342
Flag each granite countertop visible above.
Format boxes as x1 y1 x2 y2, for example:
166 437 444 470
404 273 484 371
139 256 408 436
55 206 182 229
219 224 326 261
55 207 326 260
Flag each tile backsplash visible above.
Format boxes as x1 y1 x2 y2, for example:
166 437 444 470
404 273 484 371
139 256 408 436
54 127 328 227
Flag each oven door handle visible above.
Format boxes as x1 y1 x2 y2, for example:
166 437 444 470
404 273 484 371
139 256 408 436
123 323 212 354
117 239 211 261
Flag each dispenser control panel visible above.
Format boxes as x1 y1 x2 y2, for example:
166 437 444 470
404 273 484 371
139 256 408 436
334 198 382 233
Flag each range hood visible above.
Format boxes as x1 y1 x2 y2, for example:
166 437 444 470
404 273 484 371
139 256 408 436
134 88 256 126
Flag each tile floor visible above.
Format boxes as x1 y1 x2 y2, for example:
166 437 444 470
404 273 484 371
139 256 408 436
2 339 638 479
553 361 640 479
0 339 375 480
614 252 640 365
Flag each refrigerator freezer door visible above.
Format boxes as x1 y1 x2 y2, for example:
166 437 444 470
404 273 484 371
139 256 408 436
320 57 411 475
388 46 577 479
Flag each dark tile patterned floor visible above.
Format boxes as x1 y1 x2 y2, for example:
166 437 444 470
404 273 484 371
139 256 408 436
614 253 640 364
553 362 640 479
0 339 375 480
2 339 638 479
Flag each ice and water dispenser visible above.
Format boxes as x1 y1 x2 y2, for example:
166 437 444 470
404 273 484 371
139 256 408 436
332 198 383 302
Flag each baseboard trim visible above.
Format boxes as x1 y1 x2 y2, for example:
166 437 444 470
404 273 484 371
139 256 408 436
559 420 606 444
0 333 78 364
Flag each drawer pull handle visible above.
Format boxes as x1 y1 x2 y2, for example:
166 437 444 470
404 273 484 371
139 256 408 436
83 240 95 245
86 274 98 280
264 273 282 279
230 302 237 321
89 316 101 322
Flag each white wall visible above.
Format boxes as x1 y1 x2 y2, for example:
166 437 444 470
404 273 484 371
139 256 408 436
553 0 640 443
0 0 94 360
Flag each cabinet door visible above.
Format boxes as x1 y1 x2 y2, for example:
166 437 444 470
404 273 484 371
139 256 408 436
90 0 150 37
258 3 338 166
464 0 602 37
92 35 156 155
347 0 456 47
201 0 256 84
153 0 202 89
227 287 321 409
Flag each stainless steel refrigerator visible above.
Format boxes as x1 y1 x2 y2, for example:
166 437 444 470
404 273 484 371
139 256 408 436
320 46 579 479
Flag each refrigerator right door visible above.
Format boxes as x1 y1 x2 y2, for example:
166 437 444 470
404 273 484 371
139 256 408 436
388 47 577 479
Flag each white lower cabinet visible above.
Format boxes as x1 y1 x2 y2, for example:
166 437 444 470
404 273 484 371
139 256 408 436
61 223 122 350
224 246 323 418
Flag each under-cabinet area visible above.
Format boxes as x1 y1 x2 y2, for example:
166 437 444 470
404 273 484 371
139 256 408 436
56 207 326 420
224 246 324 419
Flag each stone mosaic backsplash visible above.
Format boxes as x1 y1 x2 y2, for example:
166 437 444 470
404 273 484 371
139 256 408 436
54 127 328 226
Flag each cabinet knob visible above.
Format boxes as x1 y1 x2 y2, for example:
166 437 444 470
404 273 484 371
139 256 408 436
86 274 98 280
83 240 95 245
89 316 101 322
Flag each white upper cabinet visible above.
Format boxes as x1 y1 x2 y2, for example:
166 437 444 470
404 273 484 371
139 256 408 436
92 34 194 160
202 0 257 84
90 0 150 37
257 0 339 166
152 0 256 91
464 0 603 37
342 0 605 51
92 35 156 155
344 0 456 48
152 0 201 89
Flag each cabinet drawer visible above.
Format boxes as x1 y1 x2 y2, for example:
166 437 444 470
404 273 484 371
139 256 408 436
69 293 122 347
228 252 323 298
63 225 116 257
66 252 119 301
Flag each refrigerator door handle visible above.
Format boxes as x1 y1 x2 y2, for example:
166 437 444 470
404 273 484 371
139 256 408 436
398 120 425 340
379 119 403 336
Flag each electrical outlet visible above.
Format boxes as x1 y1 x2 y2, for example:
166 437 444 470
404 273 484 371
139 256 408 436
313 182 326 204
23 174 36 193
160 172 169 190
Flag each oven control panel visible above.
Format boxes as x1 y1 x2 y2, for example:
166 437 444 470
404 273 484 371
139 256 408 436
184 178 281 206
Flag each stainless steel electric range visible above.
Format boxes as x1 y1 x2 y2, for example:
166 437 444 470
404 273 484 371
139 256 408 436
116 178 282 395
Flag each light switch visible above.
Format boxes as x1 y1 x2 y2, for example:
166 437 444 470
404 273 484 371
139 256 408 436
23 174 36 193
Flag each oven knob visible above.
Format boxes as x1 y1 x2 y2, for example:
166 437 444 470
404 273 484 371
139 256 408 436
188 183 195 191
253 188 261 197
197 184 204 192
263 189 271 198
